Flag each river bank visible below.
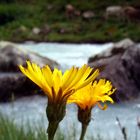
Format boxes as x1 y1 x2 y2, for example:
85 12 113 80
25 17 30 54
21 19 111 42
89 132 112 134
0 40 140 139
0 39 140 102
0 0 140 43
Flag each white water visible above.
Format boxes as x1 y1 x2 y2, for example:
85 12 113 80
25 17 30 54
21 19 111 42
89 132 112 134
0 42 140 140
21 42 113 70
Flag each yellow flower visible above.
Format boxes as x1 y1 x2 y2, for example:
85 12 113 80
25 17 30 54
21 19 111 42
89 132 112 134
19 61 99 103
68 79 116 110
68 79 116 140
19 61 99 140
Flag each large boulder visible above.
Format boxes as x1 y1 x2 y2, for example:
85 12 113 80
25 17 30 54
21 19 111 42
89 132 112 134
0 41 59 102
88 38 135 63
88 39 140 102
0 73 41 102
0 41 58 72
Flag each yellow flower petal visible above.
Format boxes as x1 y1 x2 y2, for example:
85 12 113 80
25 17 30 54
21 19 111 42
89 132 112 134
75 69 99 90
68 79 116 110
19 61 97 104
19 62 52 98
42 65 53 87
66 65 87 88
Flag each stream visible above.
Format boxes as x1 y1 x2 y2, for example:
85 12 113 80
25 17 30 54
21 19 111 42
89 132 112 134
0 42 140 140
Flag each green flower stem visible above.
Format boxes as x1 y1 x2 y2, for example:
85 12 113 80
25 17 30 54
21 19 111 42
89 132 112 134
78 107 91 140
79 123 88 140
47 121 59 140
46 100 66 140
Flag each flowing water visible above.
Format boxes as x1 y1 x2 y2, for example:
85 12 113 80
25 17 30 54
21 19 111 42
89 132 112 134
0 42 140 140
20 42 113 70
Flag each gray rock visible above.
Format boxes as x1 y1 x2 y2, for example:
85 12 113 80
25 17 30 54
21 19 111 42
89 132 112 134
122 45 140 88
32 27 41 35
105 6 124 19
88 41 140 102
88 38 135 63
0 41 59 102
82 11 95 19
0 73 40 102
0 41 58 72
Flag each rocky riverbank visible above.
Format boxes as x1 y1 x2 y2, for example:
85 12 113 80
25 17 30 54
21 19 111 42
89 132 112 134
0 39 140 103
88 39 140 102
0 41 59 102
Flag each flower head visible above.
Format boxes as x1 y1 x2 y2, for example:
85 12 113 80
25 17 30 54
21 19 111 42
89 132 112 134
68 79 116 140
68 79 116 110
19 61 99 140
19 61 99 103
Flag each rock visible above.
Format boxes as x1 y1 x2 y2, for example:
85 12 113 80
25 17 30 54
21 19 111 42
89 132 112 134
0 41 59 102
114 38 135 48
65 4 75 18
105 6 124 20
47 4 54 11
0 73 40 102
40 24 51 35
0 41 58 72
88 38 135 63
74 10 81 16
105 5 140 21
88 40 140 102
12 25 28 37
19 25 27 32
123 6 140 21
82 11 95 19
59 28 66 34
122 45 140 88
32 27 41 35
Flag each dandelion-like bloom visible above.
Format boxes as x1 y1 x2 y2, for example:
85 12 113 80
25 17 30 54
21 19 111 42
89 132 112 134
68 79 116 140
19 61 99 140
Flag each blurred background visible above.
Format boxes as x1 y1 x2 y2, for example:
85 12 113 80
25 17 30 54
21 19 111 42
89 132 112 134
0 0 140 140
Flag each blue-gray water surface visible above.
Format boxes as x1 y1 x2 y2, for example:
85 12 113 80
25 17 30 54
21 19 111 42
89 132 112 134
0 42 140 140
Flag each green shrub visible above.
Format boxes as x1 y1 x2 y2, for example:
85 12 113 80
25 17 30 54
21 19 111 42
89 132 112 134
0 4 32 25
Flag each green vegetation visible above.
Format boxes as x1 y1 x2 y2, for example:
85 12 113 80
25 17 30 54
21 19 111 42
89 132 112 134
0 113 47 140
0 112 70 140
0 112 139 140
0 0 140 43
0 113 102 140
